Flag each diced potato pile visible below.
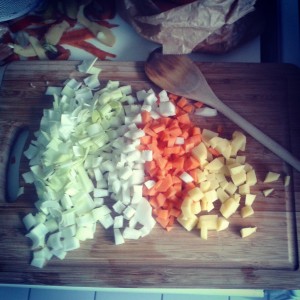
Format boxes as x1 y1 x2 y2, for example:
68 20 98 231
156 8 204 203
178 127 288 239
178 129 258 239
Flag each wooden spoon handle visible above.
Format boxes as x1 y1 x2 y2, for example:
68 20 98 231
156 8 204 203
213 100 300 172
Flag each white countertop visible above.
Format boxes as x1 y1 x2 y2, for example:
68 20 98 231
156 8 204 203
0 11 262 87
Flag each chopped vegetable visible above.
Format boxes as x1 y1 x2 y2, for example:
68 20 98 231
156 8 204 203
44 20 70 45
284 175 291 187
240 205 254 218
5 1 117 63
77 4 116 47
23 63 159 267
139 98 204 230
262 188 274 197
21 58 286 267
264 171 280 183
195 107 218 117
240 227 257 238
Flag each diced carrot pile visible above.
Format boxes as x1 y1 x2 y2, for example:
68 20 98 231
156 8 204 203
139 94 204 231
168 94 204 115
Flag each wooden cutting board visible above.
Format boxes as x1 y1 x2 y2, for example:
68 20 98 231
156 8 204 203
0 60 299 289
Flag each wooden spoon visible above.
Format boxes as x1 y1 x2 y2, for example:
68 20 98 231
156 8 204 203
145 52 300 172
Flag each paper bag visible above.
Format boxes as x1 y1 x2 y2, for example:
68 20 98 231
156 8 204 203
119 0 264 54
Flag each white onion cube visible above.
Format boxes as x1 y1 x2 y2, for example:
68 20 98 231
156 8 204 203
62 236 80 251
123 227 141 240
112 201 126 214
136 90 148 101
158 90 169 102
144 180 156 189
175 137 185 145
113 215 124 229
98 213 114 229
142 150 153 161
114 228 125 245
158 101 176 117
180 172 194 183
123 206 136 220
119 166 133 180
195 107 218 117
92 205 111 221
93 188 109 198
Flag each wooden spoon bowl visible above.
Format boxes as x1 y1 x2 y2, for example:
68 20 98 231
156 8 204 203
145 52 300 171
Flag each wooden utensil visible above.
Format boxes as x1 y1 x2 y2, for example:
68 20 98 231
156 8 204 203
145 52 300 172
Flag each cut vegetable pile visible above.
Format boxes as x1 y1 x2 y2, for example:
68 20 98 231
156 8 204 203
22 59 287 268
3 0 117 64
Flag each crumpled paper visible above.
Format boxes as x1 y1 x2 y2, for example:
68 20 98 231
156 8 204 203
120 0 261 54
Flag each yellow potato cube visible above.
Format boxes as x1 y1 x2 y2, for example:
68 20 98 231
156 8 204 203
207 200 214 212
200 226 208 240
210 137 232 160
244 163 253 172
202 129 218 145
201 198 208 211
191 201 201 214
204 189 218 203
220 165 231 177
192 142 207 164
220 197 240 219
246 169 257 186
264 171 280 183
217 217 230 231
218 144 232 160
188 187 203 201
217 187 230 203
196 169 207 183
201 159 209 168
226 158 236 165
181 196 194 218
219 180 229 190
206 151 213 163
233 193 241 202
225 182 238 195
228 163 245 176
206 157 224 172
239 183 250 195
200 181 211 192
209 136 225 148
231 131 246 155
208 179 220 191
231 170 247 186
206 172 216 181
263 188 274 197
177 214 198 231
240 227 257 238
241 205 254 218
236 155 246 164
245 194 256 206
198 214 218 230
214 173 227 183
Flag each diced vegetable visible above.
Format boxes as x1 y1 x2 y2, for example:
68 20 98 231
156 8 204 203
264 171 280 183
284 175 291 187
195 107 217 117
22 59 285 267
240 227 257 238
240 205 254 218
262 188 274 197
22 63 160 267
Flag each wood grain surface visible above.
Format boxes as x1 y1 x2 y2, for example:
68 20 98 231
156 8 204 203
0 61 299 289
